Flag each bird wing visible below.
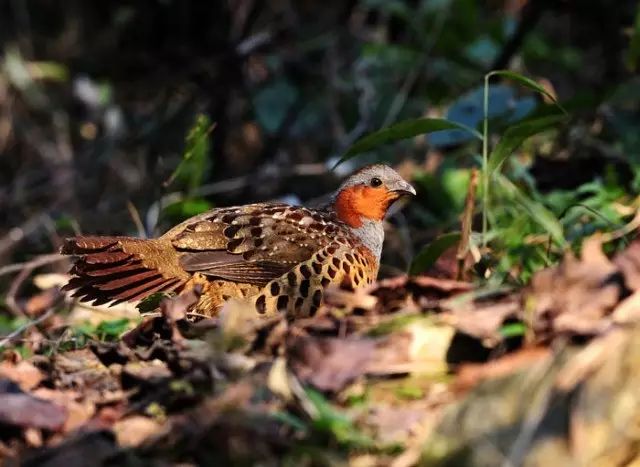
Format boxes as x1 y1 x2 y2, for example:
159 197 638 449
166 203 337 287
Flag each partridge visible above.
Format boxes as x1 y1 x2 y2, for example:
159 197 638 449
61 164 416 317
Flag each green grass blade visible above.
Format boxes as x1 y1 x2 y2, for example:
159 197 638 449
487 114 565 175
495 174 566 247
488 70 568 115
334 118 483 168
410 231 462 276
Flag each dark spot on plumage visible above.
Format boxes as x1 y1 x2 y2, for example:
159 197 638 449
295 297 304 310
221 214 237 224
227 238 244 251
277 295 289 311
327 245 337 255
300 264 311 279
224 225 241 238
312 213 323 222
310 223 324 232
321 277 330 288
337 236 347 244
327 267 337 279
249 217 261 226
287 272 297 286
270 282 280 296
243 250 257 260
256 295 266 314
353 276 360 286
300 280 310 297
251 227 262 237
312 262 323 274
287 211 304 222
332 257 341 268
342 262 351 274
254 238 264 248
345 254 354 263
341 276 353 290
316 251 326 260
357 268 365 279
312 290 322 307
326 225 337 234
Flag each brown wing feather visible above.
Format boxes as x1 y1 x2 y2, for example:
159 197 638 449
61 236 188 306
166 203 334 285
180 251 292 286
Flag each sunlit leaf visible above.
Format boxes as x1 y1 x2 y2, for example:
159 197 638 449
165 114 215 193
410 232 462 276
488 114 565 175
336 118 482 168
488 70 567 114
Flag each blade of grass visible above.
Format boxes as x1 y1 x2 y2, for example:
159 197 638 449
487 114 565 175
495 174 566 247
410 231 462 276
487 70 567 115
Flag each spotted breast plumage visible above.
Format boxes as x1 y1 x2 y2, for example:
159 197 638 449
60 164 416 317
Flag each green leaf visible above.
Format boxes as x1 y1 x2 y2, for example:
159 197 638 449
409 232 462 276
487 70 567 114
335 118 483 168
165 114 215 193
137 292 171 312
499 322 527 338
495 174 566 247
488 114 565 175
95 318 132 339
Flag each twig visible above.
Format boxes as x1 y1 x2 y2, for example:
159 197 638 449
0 253 64 278
0 307 55 348
127 201 147 239
2 253 65 316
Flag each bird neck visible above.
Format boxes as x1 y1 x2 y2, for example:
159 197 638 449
333 185 393 228
350 219 385 262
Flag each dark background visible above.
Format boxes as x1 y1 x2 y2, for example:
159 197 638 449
1 0 639 279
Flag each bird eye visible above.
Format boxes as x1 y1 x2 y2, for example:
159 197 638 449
370 177 382 187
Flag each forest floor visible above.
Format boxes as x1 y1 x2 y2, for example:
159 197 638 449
2 230 640 466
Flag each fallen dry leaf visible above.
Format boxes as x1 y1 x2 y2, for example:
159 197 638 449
0 380 67 431
0 361 44 391
287 335 376 392
113 415 166 447
31 388 95 433
528 235 624 339
455 347 551 392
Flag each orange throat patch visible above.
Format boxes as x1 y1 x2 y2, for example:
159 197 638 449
334 185 397 228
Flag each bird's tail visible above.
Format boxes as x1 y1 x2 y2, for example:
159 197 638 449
60 236 189 306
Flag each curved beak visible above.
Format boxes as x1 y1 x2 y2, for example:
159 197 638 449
391 180 416 197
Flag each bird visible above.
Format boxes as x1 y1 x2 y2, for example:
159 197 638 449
60 164 416 318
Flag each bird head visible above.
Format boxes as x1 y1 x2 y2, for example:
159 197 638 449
333 164 416 228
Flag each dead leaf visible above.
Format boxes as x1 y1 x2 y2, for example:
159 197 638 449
440 300 520 346
287 335 376 392
24 288 62 317
113 415 165 447
528 235 623 339
0 361 44 390
367 403 425 444
455 347 551 392
31 388 95 433
0 380 67 431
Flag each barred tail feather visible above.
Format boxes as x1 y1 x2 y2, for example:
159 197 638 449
61 236 186 306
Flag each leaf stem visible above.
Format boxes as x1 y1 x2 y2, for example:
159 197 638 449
482 72 492 248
